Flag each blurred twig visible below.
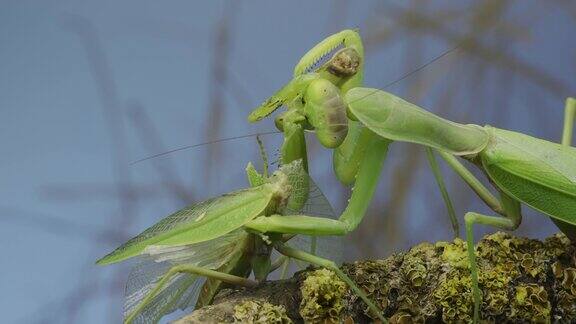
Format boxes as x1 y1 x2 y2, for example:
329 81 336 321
371 1 571 98
202 2 240 190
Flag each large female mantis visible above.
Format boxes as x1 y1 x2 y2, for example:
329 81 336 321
248 29 576 323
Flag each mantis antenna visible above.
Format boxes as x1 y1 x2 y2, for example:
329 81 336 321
256 135 269 177
130 130 280 164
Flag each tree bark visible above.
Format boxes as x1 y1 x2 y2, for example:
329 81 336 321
176 232 576 323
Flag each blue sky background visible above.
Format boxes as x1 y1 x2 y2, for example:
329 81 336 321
1 1 575 322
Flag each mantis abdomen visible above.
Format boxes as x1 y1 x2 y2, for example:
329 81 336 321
480 126 576 238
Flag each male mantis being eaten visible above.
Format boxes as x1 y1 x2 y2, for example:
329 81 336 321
97 148 381 322
248 29 576 323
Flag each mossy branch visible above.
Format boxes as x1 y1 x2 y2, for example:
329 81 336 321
176 232 576 323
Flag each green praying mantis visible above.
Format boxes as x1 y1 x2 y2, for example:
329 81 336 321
98 29 576 323
247 29 576 323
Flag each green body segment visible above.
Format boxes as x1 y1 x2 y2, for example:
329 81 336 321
245 162 266 187
319 30 366 185
339 135 390 230
248 73 318 123
304 79 348 148
480 126 576 236
333 122 374 185
280 121 309 172
347 86 576 239
281 159 310 211
248 30 367 187
346 88 489 155
96 184 280 266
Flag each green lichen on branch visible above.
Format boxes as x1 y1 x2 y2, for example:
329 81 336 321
233 300 292 324
299 268 347 323
178 232 576 323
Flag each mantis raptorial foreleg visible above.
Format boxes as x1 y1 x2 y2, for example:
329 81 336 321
242 136 390 320
246 135 389 236
246 214 348 235
274 242 387 323
125 264 257 323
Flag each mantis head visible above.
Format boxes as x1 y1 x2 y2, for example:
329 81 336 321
247 30 364 145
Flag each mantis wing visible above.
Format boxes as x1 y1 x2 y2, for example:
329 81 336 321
97 185 276 265
273 175 343 273
481 127 576 238
124 229 251 324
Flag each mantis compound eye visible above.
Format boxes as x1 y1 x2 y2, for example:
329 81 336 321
326 48 361 77
274 115 285 132
304 79 348 148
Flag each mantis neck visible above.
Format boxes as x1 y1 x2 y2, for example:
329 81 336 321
347 88 490 156
340 133 390 231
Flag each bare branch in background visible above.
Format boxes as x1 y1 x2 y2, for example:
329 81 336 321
56 14 140 322
60 13 139 233
202 2 240 190
370 1 571 98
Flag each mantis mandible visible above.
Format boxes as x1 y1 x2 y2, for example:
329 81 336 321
248 29 576 323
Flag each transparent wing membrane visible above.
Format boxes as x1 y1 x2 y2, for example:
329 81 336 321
286 175 337 218
124 229 250 323
125 262 202 324
279 175 343 270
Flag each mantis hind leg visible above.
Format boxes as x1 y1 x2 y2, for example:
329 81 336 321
125 264 257 324
561 97 575 146
274 242 387 323
463 192 521 324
